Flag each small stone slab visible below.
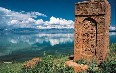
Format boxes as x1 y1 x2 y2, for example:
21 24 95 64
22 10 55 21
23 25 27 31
64 60 89 72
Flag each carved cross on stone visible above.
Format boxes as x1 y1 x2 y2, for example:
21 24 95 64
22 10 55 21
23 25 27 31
74 0 111 64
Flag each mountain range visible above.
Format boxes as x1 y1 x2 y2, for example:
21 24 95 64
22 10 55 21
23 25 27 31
0 27 116 34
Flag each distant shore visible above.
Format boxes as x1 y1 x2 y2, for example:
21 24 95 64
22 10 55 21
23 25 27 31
109 30 116 32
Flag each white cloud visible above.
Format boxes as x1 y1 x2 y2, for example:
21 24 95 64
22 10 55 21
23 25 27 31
0 7 47 28
110 26 116 30
27 12 47 18
43 16 74 29
49 16 74 25
28 18 36 22
48 16 73 25
0 7 74 29
35 19 44 25
0 7 47 18
35 17 74 29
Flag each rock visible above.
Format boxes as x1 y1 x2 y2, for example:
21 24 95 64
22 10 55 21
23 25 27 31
64 60 78 67
24 57 40 69
74 64 89 72
3 62 12 64
64 60 89 72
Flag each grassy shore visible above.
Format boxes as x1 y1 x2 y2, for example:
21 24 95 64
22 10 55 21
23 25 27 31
0 43 116 73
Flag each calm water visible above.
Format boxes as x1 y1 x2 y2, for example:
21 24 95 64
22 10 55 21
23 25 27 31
0 32 116 61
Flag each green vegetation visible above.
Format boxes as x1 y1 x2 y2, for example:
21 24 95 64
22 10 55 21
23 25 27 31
22 55 74 73
0 44 116 73
0 62 23 73
76 43 116 73
0 55 74 73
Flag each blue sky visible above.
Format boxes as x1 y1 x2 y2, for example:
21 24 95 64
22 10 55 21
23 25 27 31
0 0 115 29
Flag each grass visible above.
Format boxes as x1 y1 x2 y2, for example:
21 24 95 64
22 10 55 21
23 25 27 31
0 62 23 73
76 43 116 73
0 43 116 73
22 55 74 73
0 55 74 73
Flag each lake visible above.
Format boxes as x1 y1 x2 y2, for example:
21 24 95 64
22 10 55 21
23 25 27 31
0 32 116 61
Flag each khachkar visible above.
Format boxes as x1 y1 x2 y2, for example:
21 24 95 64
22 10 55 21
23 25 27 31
74 0 111 64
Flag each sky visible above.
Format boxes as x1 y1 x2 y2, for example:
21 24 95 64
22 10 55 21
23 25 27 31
0 0 115 29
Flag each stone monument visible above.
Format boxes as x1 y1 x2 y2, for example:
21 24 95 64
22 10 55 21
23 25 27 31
74 0 111 64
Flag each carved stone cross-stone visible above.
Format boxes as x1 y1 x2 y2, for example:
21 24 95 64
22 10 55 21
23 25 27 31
74 0 111 64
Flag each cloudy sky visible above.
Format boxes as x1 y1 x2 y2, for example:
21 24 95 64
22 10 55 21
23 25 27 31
0 0 115 29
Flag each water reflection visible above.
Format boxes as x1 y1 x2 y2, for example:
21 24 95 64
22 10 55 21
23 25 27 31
34 34 73 46
109 32 116 44
0 32 116 61
0 33 74 57
109 32 116 36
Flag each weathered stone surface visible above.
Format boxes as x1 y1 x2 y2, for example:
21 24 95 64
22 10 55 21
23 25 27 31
74 0 111 64
75 1 106 15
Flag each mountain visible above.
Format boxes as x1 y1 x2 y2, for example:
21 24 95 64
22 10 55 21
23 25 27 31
0 26 115 34
109 30 116 32
0 28 74 34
